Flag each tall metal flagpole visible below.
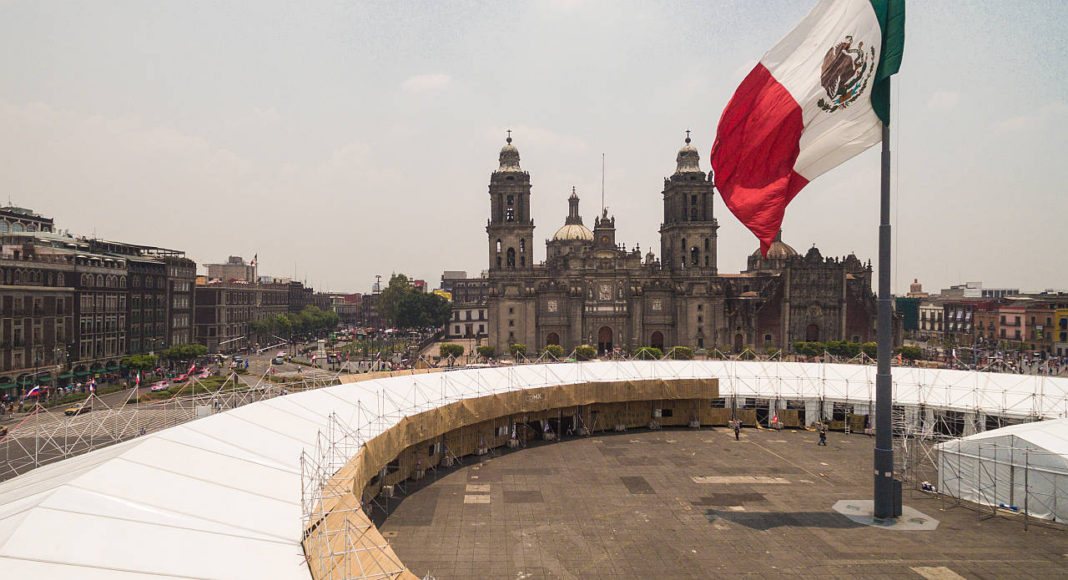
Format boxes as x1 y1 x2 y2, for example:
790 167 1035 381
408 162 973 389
873 77 897 520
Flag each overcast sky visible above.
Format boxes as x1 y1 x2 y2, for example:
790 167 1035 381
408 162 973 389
2 1 1065 295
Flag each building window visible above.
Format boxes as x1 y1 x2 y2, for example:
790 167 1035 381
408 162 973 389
508 319 514 327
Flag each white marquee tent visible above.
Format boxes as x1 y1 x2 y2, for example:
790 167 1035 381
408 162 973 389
936 418 1068 523
0 361 1066 578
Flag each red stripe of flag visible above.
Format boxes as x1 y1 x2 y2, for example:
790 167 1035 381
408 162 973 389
710 63 808 257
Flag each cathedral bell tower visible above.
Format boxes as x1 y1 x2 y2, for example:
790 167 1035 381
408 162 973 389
659 131 718 274
487 132 535 272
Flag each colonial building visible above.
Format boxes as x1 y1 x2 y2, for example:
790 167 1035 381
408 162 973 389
0 223 199 393
480 134 877 354
206 256 257 283
0 235 75 393
443 271 490 341
85 239 198 355
0 206 54 234
193 280 289 352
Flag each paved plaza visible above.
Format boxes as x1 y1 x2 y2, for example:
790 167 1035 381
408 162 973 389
378 427 1068 579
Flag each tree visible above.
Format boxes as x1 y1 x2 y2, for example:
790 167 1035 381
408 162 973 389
541 344 564 360
666 346 694 360
396 292 451 329
574 345 597 361
862 342 878 358
476 345 496 359
122 354 158 372
634 347 663 360
895 345 923 361
375 274 452 330
376 274 411 326
793 342 824 357
439 343 464 358
274 313 293 339
509 343 527 358
163 344 207 361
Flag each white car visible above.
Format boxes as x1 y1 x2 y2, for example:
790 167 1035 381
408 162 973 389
149 381 170 392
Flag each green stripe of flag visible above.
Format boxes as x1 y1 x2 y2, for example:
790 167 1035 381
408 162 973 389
870 0 906 125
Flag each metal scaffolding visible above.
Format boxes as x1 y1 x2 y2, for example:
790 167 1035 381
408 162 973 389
0 365 343 482
300 412 406 580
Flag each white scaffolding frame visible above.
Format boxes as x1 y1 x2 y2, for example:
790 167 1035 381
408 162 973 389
0 365 344 481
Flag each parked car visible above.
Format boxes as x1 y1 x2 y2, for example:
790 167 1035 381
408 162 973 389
272 356 286 365
150 381 170 392
174 374 190 383
198 370 212 379
64 401 92 416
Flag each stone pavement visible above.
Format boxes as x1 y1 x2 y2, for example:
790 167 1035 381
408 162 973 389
377 427 1068 579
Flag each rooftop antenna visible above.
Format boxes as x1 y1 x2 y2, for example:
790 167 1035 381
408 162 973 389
601 153 605 214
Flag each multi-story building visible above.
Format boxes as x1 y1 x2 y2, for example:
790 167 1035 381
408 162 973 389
193 280 289 352
206 256 257 283
0 206 54 234
439 271 468 295
973 301 1001 348
88 240 197 355
996 303 1028 347
357 292 385 329
940 282 1019 299
443 272 490 341
327 293 361 325
1055 308 1068 357
124 256 167 355
917 299 945 340
0 235 75 394
0 221 200 392
1027 303 1056 354
72 251 128 376
477 134 877 354
163 255 196 347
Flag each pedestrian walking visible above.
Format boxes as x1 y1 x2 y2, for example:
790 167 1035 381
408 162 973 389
733 420 741 441
817 422 827 446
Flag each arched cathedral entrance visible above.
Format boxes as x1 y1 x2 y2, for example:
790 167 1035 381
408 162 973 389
650 331 664 351
597 326 613 354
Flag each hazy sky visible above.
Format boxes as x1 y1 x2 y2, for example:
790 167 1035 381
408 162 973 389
2 1 1065 294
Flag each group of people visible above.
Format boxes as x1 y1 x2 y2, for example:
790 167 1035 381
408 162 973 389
729 418 828 446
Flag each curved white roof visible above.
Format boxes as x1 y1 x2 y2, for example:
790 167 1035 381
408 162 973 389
1 361 1065 578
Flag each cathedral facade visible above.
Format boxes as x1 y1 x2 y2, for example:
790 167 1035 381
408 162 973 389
474 134 876 355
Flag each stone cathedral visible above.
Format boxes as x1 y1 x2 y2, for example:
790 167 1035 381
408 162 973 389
474 133 876 355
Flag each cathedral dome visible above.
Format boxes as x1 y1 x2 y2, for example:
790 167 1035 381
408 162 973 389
497 133 522 172
675 132 703 174
552 223 594 241
552 187 593 241
750 231 797 260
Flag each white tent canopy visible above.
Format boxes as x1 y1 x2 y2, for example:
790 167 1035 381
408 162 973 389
936 418 1068 523
0 361 1066 578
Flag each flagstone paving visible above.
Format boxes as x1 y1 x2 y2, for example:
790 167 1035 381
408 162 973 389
375 427 1068 579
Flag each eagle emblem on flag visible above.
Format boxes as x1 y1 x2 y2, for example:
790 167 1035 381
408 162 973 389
817 35 875 113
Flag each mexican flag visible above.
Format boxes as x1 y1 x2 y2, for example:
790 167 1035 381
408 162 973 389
710 0 904 256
